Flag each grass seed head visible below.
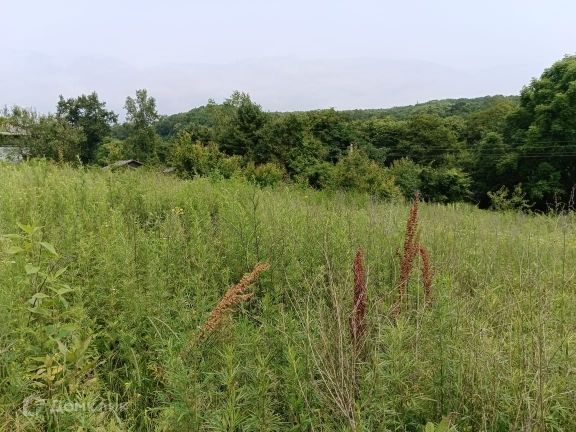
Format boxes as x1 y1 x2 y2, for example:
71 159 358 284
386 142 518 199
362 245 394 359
394 192 420 315
419 244 433 304
199 262 269 337
350 248 367 350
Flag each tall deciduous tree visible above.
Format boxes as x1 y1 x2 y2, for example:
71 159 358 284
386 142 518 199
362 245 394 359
124 89 160 161
216 91 268 158
56 92 117 163
505 55 576 205
29 116 86 162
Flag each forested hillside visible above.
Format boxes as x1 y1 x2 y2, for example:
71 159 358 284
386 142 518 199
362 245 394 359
2 56 576 211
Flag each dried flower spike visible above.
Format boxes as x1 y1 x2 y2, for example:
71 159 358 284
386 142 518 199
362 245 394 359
350 248 367 351
199 262 269 337
393 192 420 316
419 245 433 304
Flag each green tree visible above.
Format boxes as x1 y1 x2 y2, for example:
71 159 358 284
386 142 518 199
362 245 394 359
332 148 400 199
56 92 118 163
471 132 518 205
258 113 328 175
169 132 241 179
216 91 268 158
388 158 423 198
306 109 357 162
465 99 518 145
94 138 127 166
124 89 160 161
398 114 464 166
258 113 305 165
355 117 408 163
28 116 86 162
506 55 576 205
419 166 472 203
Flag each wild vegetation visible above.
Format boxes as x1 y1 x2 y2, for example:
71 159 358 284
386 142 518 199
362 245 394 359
2 56 576 211
1 162 575 431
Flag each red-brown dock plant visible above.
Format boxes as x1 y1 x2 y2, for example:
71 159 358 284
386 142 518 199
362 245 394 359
350 248 367 353
199 262 270 338
419 244 433 304
392 192 434 317
392 192 420 316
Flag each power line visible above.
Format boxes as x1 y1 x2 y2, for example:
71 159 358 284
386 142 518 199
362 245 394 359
383 152 576 158
370 143 576 152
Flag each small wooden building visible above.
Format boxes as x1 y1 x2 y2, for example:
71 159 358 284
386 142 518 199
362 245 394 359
0 125 28 162
102 160 144 170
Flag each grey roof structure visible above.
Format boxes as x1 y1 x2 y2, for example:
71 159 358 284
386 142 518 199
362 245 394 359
102 159 144 170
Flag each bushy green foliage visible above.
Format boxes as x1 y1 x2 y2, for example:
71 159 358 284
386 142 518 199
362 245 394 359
1 107 85 163
56 92 118 163
169 132 241 179
4 55 576 210
1 162 575 431
341 95 519 120
332 149 400 199
215 91 268 159
419 166 472 203
28 116 86 163
487 184 532 211
124 89 161 162
245 161 286 187
505 55 576 206
389 158 423 198
94 138 127 166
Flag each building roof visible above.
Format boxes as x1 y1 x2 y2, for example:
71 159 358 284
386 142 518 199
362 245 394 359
0 125 28 136
102 159 144 170
0 146 27 162
162 167 176 174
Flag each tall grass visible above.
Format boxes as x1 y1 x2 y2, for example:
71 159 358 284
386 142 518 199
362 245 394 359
0 161 575 431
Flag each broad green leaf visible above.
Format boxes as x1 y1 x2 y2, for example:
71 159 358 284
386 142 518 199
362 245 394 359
46 324 76 339
40 242 58 256
25 263 41 275
5 246 24 255
1 234 22 240
17 223 40 235
49 286 74 296
27 306 50 316
29 292 49 301
56 339 68 357
57 325 76 339
58 296 69 308
437 417 451 432
52 267 67 279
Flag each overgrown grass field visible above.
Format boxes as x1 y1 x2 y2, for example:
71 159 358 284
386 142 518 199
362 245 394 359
1 162 575 431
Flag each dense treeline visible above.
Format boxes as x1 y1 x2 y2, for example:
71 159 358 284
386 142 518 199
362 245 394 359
2 55 576 210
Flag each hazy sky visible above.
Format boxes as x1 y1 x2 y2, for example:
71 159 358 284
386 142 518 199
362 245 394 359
1 0 575 115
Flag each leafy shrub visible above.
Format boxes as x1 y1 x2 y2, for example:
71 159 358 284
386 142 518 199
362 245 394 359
169 133 241 179
246 162 286 187
419 166 472 203
332 149 400 199
95 138 126 165
301 161 336 189
1 224 101 427
487 184 532 211
389 158 423 198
